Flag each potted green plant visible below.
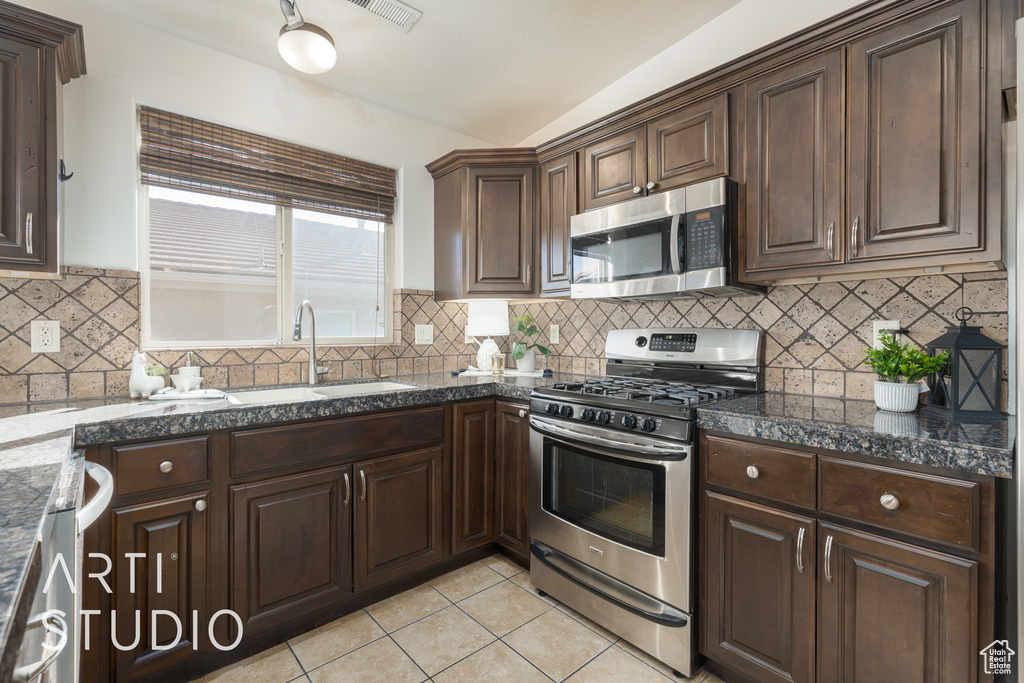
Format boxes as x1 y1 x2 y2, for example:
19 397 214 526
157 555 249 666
509 314 551 372
863 332 948 412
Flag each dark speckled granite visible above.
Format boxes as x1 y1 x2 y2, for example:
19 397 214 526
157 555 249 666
697 393 1015 478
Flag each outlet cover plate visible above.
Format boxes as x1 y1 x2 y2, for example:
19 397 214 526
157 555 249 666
31 320 61 353
872 320 901 349
549 324 559 345
414 324 433 345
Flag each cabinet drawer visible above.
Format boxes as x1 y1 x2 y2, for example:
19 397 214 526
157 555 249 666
231 406 445 476
818 457 980 549
113 437 210 497
704 435 816 509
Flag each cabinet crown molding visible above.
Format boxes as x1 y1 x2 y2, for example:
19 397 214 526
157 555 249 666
0 0 86 83
426 147 538 178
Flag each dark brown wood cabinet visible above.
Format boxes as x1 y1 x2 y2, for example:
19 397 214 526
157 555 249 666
0 4 84 274
111 492 209 682
230 466 352 632
495 401 530 560
539 154 576 296
579 125 646 211
452 400 496 554
355 446 445 590
703 491 815 683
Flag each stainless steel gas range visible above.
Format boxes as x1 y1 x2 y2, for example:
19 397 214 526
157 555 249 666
528 327 763 677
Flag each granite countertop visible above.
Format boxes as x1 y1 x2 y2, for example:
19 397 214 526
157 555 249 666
698 392 1016 478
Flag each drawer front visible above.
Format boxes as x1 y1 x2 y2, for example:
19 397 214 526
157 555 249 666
818 457 980 549
113 436 210 497
231 406 445 476
704 435 816 509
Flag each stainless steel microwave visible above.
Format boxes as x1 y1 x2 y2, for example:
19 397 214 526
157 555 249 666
569 178 763 299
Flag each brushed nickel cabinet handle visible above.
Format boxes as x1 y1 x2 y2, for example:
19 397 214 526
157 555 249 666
159 460 173 474
824 534 834 583
746 465 760 479
796 527 805 574
194 499 207 512
880 493 900 510
632 185 642 194
25 213 33 255
518 409 526 418
526 265 531 287
827 221 834 256
851 216 859 258
342 472 350 506
359 469 367 502
646 181 656 191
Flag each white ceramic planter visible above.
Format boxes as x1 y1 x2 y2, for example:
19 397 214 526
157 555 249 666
873 380 921 413
516 348 536 373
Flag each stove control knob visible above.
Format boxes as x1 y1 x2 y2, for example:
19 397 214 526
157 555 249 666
640 418 657 432
580 408 596 422
621 414 638 429
635 336 648 348
546 403 559 415
559 405 574 418
596 411 612 425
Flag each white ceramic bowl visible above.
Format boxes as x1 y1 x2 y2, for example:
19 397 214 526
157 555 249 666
170 374 203 392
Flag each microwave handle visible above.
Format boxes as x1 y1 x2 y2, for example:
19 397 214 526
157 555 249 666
670 213 682 274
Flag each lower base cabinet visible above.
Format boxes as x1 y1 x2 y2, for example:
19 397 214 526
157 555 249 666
495 401 530 559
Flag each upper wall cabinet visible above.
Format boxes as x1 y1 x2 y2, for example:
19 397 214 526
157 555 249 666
0 3 85 275
428 150 538 300
539 153 576 297
579 93 728 212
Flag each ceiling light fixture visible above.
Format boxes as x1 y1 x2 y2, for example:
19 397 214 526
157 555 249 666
277 0 337 75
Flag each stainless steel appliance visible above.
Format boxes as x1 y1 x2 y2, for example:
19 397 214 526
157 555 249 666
529 327 763 677
569 178 762 300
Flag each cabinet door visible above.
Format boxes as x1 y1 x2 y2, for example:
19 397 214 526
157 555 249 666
703 492 815 683
355 446 445 590
452 400 496 554
647 92 729 193
539 153 576 296
230 467 351 632
0 34 51 268
465 165 536 296
112 492 209 682
580 125 646 211
495 401 530 558
817 523 977 683
745 51 844 273
847 1 982 262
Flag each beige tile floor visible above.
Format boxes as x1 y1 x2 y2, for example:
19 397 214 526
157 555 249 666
196 555 724 683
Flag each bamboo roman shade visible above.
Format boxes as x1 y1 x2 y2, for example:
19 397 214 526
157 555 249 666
139 106 396 222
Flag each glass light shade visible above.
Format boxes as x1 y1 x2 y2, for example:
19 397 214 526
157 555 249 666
278 23 337 74
466 300 510 337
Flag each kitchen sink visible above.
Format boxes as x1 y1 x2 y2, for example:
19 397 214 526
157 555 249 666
312 382 417 398
226 387 325 404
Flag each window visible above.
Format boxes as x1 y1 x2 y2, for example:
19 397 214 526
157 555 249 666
137 107 395 348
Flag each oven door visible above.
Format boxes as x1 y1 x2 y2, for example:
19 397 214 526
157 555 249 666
528 416 693 612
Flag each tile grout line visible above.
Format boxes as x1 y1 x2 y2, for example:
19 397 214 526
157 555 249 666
385 632 433 682
555 639 617 683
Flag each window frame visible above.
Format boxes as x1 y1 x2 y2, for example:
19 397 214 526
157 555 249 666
139 184 394 350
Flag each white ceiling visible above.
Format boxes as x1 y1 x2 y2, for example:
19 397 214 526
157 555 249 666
80 0 740 146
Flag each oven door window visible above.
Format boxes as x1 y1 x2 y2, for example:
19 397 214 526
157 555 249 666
542 440 666 555
571 217 675 284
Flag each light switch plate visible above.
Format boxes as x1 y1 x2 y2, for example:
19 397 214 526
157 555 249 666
872 319 901 349
414 324 433 345
549 324 559 345
465 326 474 344
31 320 61 353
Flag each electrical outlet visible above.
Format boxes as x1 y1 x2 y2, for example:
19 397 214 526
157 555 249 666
465 326 474 344
31 320 61 353
549 324 559 345
872 319 901 349
414 324 433 345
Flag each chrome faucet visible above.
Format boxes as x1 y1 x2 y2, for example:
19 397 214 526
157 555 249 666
292 300 331 386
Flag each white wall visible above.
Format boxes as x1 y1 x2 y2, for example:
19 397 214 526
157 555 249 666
518 0 865 146
33 0 492 290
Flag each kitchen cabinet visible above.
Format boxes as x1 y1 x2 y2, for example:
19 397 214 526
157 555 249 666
495 401 530 560
354 446 445 590
539 154 576 296
428 150 539 300
111 492 209 683
230 467 352 633
452 400 496 554
0 4 85 274
579 93 729 212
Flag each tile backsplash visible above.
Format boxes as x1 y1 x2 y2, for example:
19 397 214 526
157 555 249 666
0 267 1009 407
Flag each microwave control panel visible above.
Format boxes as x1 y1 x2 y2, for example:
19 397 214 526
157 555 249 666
685 205 725 270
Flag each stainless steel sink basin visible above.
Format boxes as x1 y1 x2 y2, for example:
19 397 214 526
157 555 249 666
226 387 325 404
313 382 417 398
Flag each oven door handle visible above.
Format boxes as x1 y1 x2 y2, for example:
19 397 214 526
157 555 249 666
529 415 691 460
669 213 682 274
78 462 114 533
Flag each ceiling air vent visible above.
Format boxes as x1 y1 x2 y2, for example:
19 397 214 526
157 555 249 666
345 0 422 32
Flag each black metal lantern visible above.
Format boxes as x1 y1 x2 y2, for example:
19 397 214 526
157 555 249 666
925 307 1005 419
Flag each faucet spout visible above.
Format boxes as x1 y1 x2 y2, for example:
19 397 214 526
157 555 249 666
292 300 319 386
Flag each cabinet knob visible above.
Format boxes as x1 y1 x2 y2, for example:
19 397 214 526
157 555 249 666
519 409 526 418
159 460 173 474
632 185 642 194
194 499 207 512
746 465 760 479
879 493 900 510
646 181 656 191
